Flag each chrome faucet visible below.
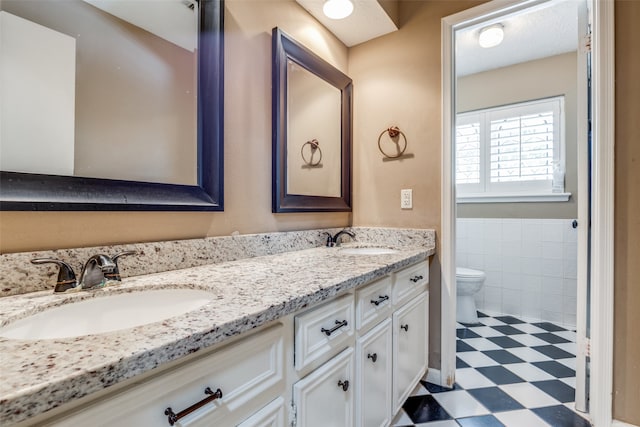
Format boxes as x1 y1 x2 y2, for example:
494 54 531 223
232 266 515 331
78 254 116 290
325 229 356 247
31 251 135 293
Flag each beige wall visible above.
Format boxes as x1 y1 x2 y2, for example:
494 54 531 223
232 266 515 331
349 0 483 369
613 0 640 424
0 0 350 253
456 52 579 219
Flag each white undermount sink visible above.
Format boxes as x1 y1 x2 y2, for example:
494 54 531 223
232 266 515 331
339 247 398 255
0 288 214 340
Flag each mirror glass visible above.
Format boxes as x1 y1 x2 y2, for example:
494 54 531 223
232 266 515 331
272 27 352 213
0 0 223 211
286 59 342 197
1 0 197 185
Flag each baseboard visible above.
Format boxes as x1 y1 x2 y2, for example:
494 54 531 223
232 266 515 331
612 420 640 427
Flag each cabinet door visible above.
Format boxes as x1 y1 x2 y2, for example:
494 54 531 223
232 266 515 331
392 291 428 413
236 397 285 427
293 348 354 427
356 319 392 427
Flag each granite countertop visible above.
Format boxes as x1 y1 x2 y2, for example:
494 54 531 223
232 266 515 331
0 243 434 425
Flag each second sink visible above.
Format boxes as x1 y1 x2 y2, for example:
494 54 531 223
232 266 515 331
339 247 398 255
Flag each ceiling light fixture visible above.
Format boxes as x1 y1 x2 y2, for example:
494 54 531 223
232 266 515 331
323 0 354 20
478 24 504 48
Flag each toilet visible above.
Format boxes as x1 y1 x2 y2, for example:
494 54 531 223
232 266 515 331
456 267 486 324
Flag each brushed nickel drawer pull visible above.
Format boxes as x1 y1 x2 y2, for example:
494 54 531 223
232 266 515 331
321 319 348 336
338 380 350 391
164 387 223 425
370 295 389 306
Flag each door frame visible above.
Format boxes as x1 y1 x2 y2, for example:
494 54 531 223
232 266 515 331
440 0 615 425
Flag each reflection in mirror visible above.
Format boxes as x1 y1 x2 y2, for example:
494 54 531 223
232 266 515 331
287 60 341 197
0 0 224 211
1 0 197 185
272 27 352 212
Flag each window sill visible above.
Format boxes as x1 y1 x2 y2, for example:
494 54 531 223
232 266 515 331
456 192 571 203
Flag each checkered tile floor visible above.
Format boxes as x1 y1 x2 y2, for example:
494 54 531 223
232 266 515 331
392 312 592 427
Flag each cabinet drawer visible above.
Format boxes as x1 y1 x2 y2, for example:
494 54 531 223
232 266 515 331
295 294 354 372
393 261 429 307
355 276 392 333
54 324 285 427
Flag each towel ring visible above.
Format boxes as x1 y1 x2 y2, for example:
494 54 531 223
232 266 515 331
378 126 407 159
301 139 322 166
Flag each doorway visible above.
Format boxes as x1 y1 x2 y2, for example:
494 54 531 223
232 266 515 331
440 0 615 426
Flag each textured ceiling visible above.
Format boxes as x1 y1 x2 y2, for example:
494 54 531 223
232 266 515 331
456 0 581 76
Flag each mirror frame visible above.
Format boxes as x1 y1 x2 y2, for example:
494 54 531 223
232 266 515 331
0 0 224 211
272 27 352 213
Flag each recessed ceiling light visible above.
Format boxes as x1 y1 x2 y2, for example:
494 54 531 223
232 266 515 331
478 24 504 48
323 0 354 20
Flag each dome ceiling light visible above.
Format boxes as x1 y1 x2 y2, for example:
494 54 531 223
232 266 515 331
323 0 354 20
478 24 504 48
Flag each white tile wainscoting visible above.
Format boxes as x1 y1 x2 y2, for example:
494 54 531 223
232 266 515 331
456 218 578 328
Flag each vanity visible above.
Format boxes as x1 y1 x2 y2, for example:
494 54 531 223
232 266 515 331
0 229 435 427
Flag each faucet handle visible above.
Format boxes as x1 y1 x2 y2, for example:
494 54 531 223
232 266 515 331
106 250 136 281
31 258 77 293
325 232 336 247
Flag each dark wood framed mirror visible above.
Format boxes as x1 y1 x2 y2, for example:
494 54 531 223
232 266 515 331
272 27 352 213
0 0 224 211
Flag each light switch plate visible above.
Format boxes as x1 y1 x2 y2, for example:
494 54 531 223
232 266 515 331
401 189 412 209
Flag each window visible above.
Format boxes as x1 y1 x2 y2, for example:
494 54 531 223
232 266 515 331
455 97 569 202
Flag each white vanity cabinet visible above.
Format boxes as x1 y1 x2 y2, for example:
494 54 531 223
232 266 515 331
293 260 429 427
35 259 429 427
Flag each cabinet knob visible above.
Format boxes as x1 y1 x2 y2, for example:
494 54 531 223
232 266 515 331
164 387 222 425
367 353 378 363
400 324 409 332
337 380 349 391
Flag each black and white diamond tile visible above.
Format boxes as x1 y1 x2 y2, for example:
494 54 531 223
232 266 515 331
392 312 592 427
